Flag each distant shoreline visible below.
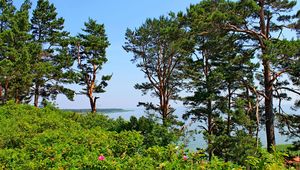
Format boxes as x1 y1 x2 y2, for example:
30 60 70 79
61 108 133 113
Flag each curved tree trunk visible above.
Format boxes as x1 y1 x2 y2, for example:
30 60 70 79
88 64 98 114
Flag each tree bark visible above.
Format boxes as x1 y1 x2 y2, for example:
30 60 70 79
34 83 39 107
4 78 9 103
0 83 3 104
15 89 20 104
259 0 275 152
88 64 98 114
263 58 275 152
89 96 96 113
161 92 169 126
204 52 213 161
207 98 213 161
227 85 231 136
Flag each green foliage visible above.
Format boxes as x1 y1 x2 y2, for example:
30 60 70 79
0 104 294 169
70 18 111 113
207 131 260 165
277 113 300 153
246 147 288 170
112 116 180 148
183 9 259 161
124 14 194 124
30 0 75 106
0 0 76 106
0 0 299 169
0 104 142 169
0 0 36 104
276 144 300 158
183 0 299 155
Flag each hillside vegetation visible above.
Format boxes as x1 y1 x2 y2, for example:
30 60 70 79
0 103 293 169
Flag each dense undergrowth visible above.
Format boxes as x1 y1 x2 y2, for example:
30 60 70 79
0 103 295 169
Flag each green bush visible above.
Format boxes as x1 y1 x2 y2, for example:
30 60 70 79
0 103 291 169
246 147 288 170
112 116 180 148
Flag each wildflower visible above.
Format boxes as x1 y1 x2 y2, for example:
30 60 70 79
98 155 105 161
183 155 188 161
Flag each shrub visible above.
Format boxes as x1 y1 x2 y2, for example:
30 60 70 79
0 103 291 169
112 116 180 148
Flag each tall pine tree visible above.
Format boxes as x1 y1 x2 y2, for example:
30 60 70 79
30 0 75 107
72 19 111 113
0 0 38 103
0 0 15 104
124 14 193 125
186 0 299 152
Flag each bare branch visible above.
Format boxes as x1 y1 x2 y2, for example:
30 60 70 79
275 86 300 96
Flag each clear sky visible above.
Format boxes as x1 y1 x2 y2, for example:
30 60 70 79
14 1 299 109
18 0 199 109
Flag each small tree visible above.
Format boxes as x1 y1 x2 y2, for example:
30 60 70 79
124 14 193 125
73 19 111 113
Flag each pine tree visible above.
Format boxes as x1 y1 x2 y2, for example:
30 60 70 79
0 0 15 104
124 14 193 125
0 0 38 103
186 0 299 152
72 19 111 113
30 0 75 107
181 2 263 161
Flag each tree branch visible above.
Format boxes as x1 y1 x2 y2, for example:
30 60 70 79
275 86 300 96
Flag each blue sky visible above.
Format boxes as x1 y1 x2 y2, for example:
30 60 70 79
14 1 299 109
20 0 199 109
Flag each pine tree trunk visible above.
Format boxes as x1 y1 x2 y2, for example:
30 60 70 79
0 83 3 104
208 98 213 161
204 52 213 161
227 85 231 136
34 84 39 107
15 89 20 104
159 89 169 126
89 97 96 113
89 64 98 114
162 97 169 126
259 0 275 152
161 105 168 126
263 59 275 152
4 78 9 103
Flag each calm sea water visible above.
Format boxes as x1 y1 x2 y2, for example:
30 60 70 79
103 108 293 150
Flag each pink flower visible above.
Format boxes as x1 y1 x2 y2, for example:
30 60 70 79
98 155 105 161
183 155 188 161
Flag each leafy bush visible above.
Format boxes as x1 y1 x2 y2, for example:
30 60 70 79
112 116 180 148
0 103 292 169
246 147 288 170
207 130 260 165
